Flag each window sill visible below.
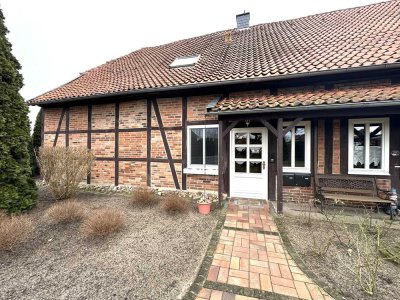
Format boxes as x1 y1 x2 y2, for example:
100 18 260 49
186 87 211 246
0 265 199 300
348 170 390 176
183 168 218 175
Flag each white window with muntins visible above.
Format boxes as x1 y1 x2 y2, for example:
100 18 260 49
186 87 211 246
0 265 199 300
348 118 389 175
184 124 218 175
282 121 311 173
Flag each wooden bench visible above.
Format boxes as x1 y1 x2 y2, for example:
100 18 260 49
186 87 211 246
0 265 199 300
315 175 391 210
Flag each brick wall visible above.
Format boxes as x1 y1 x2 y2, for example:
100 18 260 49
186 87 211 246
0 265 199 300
69 106 88 130
44 108 65 132
283 185 314 203
119 131 146 158
187 95 218 122
119 161 147 186
186 174 219 191
119 100 146 129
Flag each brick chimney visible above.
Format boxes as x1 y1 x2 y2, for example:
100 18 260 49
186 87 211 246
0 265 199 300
236 12 250 30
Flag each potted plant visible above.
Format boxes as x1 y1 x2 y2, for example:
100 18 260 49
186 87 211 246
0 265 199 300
197 198 212 215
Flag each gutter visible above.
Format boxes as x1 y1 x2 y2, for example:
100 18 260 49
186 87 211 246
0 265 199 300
208 99 400 115
29 63 400 106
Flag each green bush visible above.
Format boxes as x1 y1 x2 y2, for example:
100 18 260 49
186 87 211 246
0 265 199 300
30 109 42 175
0 9 37 213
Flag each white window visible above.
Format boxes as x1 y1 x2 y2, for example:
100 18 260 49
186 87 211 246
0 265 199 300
169 55 200 68
348 118 389 175
184 124 218 175
283 121 311 173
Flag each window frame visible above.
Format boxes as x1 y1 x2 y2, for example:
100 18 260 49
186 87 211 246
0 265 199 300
348 118 390 175
185 124 219 175
282 121 311 174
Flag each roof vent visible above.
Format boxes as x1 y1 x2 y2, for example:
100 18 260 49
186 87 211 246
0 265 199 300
236 11 250 30
169 55 200 68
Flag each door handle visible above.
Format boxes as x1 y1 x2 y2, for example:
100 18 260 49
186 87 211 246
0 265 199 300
395 166 400 169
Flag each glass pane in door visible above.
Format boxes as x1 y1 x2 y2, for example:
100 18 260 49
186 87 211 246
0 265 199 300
235 147 247 158
235 161 247 173
294 126 305 167
250 162 262 173
249 133 262 144
249 147 262 159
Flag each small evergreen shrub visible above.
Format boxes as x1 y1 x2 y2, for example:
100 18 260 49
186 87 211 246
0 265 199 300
0 215 34 251
80 208 125 238
45 200 86 224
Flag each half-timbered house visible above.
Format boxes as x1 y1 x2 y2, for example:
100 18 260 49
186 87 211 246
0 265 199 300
29 1 400 212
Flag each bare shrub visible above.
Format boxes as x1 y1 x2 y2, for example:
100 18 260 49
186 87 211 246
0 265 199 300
130 187 158 207
36 146 94 200
162 194 190 215
45 200 86 224
0 215 34 251
311 234 333 257
80 208 125 238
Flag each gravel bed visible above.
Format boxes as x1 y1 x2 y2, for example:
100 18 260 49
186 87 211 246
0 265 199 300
0 188 218 300
282 215 400 300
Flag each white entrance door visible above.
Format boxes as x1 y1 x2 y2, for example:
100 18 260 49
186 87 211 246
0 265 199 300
230 128 268 199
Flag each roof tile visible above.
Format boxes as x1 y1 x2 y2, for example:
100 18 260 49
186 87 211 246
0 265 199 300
30 0 400 105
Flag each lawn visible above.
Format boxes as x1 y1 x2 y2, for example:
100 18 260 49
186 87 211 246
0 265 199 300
280 207 400 300
0 187 218 300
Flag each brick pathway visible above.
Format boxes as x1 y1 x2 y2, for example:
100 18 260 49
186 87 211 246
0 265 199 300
196 200 334 300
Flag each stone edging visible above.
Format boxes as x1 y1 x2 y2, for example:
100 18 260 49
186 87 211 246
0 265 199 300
203 280 298 300
182 203 228 300
271 206 341 300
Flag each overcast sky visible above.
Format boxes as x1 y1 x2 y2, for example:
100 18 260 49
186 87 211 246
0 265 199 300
1 0 381 129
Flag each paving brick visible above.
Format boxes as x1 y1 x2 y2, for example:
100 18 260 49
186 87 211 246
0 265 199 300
272 284 298 298
230 256 240 270
271 276 295 288
259 274 272 292
214 267 227 284
207 266 219 281
210 290 223 300
228 276 249 288
229 269 249 279
212 259 230 268
294 281 312 300
306 283 325 300
198 288 212 299
249 265 270 275
249 272 260 290
239 258 249 271
279 264 293 280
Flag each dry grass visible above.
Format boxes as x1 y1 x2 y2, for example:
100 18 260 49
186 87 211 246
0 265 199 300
45 200 86 224
0 215 34 251
80 208 125 238
162 194 190 215
130 187 158 207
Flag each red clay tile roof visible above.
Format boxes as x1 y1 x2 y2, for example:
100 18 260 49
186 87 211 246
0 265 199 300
212 80 400 112
30 0 400 105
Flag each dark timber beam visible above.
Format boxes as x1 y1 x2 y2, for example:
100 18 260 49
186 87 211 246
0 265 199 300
276 118 284 214
152 98 180 189
87 104 92 184
260 119 278 137
182 96 188 190
65 107 70 147
147 99 152 187
115 102 120 186
222 120 239 137
53 107 66 147
282 117 303 135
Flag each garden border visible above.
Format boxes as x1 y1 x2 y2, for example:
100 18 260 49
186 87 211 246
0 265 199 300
271 204 341 300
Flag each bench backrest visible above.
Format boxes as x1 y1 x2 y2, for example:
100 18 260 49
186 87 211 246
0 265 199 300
315 175 377 197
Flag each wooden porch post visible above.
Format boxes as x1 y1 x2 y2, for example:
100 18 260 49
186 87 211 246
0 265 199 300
277 118 283 214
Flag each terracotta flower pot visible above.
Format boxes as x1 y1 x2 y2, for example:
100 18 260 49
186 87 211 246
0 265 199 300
197 202 211 215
